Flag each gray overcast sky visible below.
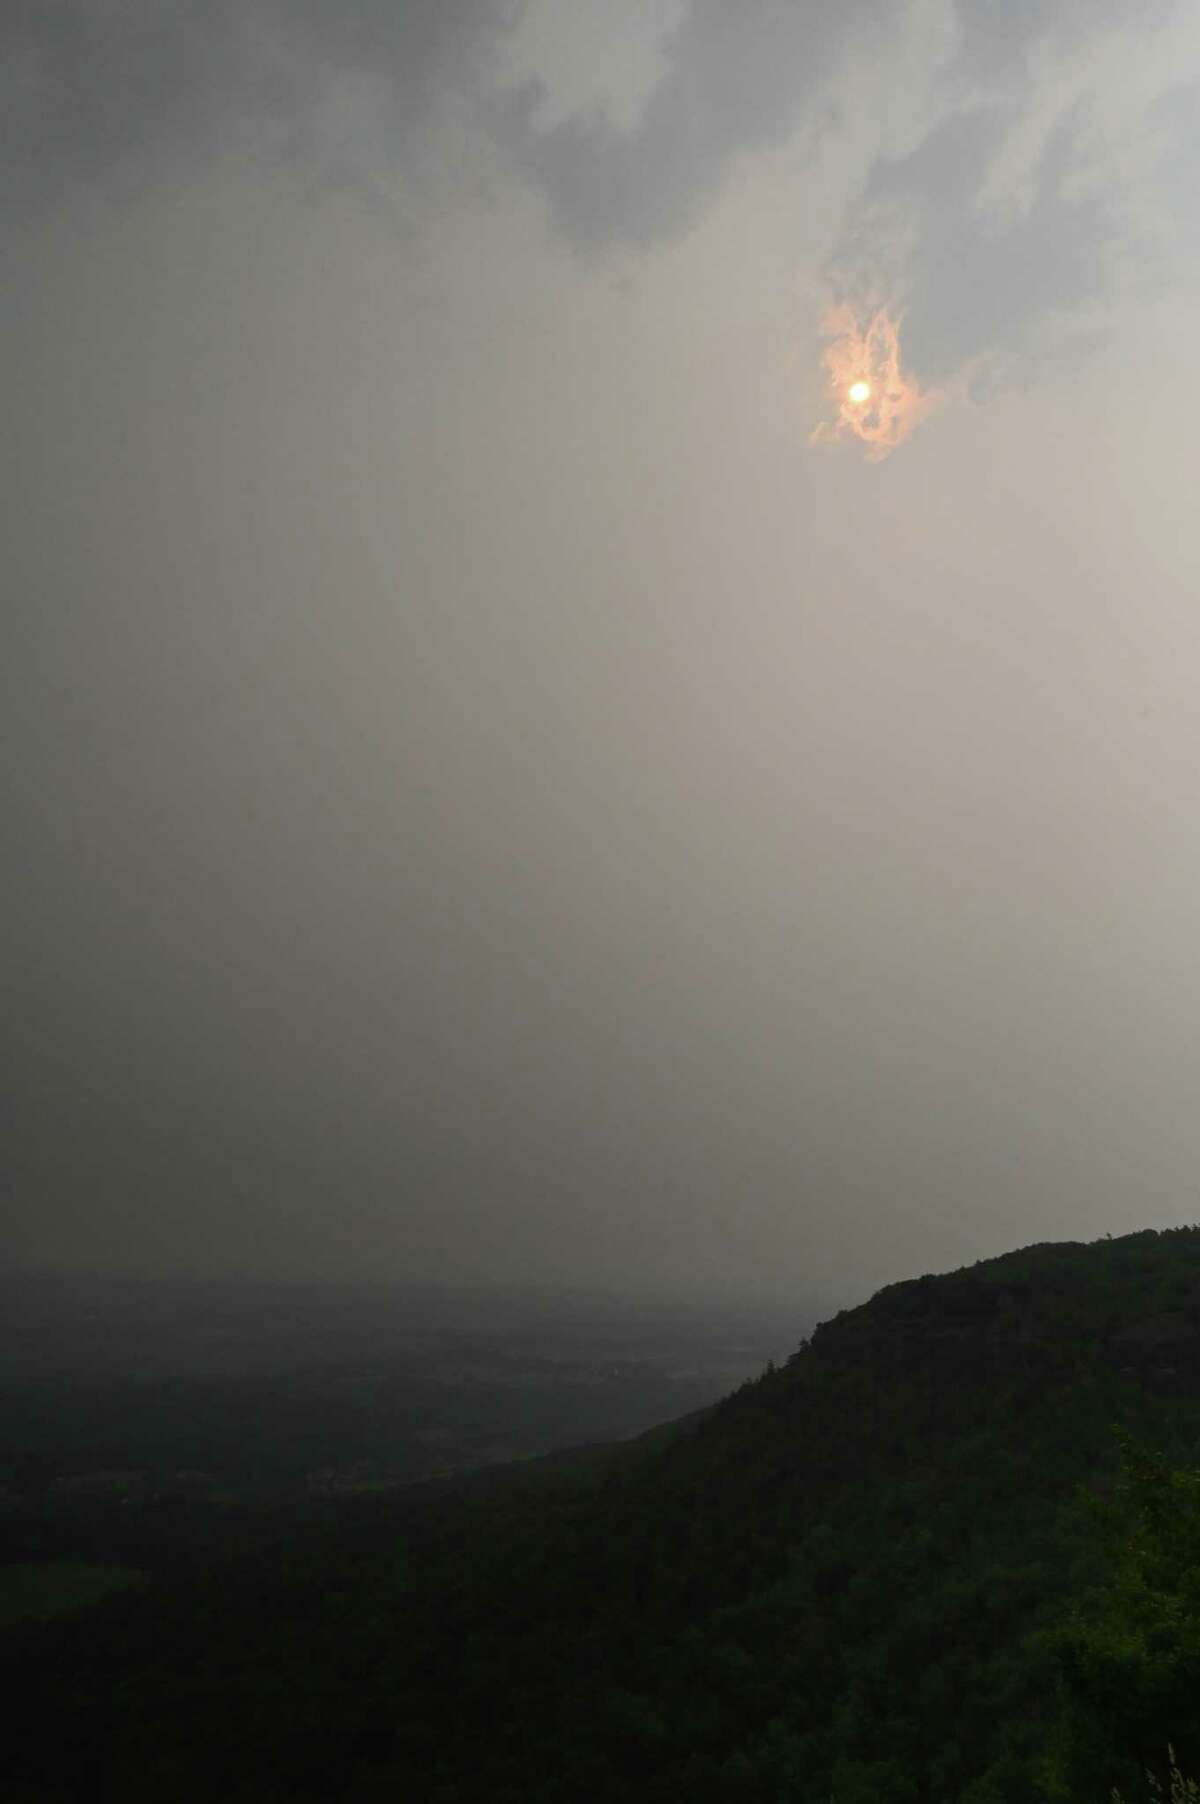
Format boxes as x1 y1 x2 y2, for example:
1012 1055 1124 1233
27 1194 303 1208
6 0 1200 1303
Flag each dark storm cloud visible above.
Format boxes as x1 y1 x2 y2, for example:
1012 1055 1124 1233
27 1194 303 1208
488 0 1173 252
0 0 514 209
6 0 1188 342
489 0 884 249
3 0 877 229
4 0 866 233
1 1 241 199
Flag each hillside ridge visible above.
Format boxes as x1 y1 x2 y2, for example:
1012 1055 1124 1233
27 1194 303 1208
801 1225 1200 1389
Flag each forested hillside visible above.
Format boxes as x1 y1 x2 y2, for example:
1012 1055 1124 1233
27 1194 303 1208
8 1227 1200 1801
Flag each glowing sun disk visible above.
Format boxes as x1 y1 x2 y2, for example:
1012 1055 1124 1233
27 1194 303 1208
848 380 871 405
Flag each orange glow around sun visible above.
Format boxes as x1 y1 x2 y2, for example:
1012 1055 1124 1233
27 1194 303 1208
811 305 939 459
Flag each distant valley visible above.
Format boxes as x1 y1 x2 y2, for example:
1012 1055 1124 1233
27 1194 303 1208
0 1273 815 1566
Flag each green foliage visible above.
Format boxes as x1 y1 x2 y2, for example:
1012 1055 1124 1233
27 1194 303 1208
1044 1435 1200 1801
1112 1749 1200 1804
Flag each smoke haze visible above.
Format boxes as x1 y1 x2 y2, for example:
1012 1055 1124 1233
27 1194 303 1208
6 0 1200 1304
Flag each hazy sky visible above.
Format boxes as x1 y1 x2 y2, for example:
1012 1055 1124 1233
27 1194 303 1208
7 0 1200 1304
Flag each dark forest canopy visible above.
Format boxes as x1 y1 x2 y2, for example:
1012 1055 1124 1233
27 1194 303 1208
8 1225 1200 1801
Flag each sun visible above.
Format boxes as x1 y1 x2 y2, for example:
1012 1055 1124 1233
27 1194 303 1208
811 304 939 458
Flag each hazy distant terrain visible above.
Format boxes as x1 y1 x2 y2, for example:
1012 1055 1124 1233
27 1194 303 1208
0 1273 816 1576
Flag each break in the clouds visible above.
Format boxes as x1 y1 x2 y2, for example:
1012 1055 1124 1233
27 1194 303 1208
811 305 941 460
